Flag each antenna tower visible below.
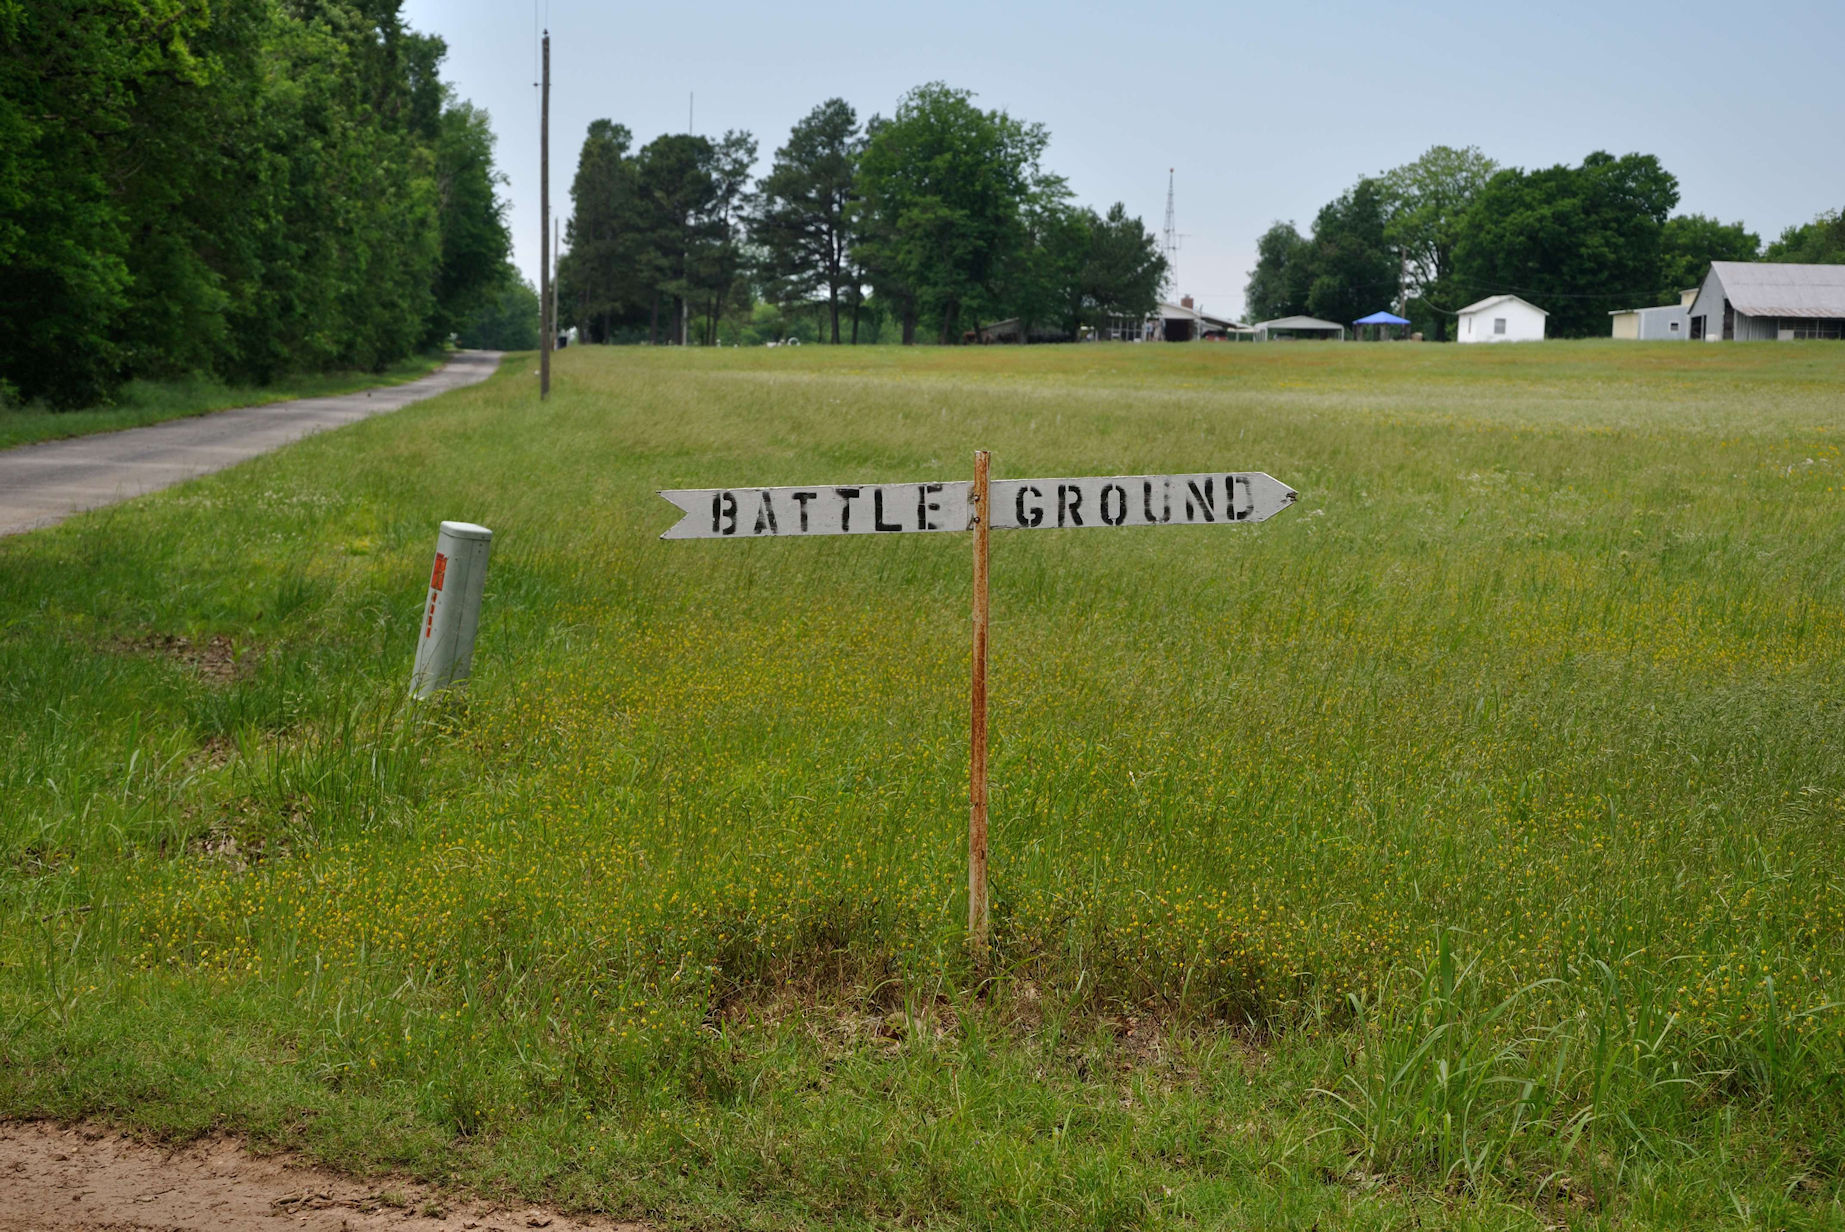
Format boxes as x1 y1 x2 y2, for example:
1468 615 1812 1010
1162 168 1180 291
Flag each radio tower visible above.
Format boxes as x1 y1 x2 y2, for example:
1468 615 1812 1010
1162 168 1180 293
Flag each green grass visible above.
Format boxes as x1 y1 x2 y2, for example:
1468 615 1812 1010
0 351 449 450
4 340 1845 1229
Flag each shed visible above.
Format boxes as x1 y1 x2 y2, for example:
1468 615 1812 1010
1609 292 1696 341
1611 288 1695 340
1457 294 1546 343
1687 262 1845 341
1254 315 1345 341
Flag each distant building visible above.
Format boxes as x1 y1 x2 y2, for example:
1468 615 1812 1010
1252 315 1345 341
1457 294 1547 343
1092 313 1156 343
1610 288 1696 340
973 318 1072 344
1093 297 1251 343
1687 262 1845 341
1157 297 1250 342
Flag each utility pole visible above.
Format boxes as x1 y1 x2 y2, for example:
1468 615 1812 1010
1397 247 1409 319
539 29 551 398
682 92 692 349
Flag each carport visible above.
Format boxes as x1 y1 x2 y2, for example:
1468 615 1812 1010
1254 315 1346 341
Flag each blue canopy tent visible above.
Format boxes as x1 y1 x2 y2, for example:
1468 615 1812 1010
1354 310 1411 341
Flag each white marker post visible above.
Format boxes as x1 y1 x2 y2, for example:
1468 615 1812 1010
411 521 493 699
659 459 1296 961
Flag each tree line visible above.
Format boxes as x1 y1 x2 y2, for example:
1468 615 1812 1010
1248 146 1844 340
557 84 1169 347
1 1 515 408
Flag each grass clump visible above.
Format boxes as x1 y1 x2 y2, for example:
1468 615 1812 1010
3 341 1845 1228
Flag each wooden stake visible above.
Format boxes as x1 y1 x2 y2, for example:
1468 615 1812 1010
969 449 991 962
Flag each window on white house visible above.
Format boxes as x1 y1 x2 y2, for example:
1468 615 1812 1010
1670 321 1681 332
1493 318 1507 335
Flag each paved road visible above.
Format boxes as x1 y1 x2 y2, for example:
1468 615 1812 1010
0 350 502 537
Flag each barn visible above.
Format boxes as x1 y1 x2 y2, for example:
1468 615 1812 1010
1687 262 1845 341
1457 294 1547 343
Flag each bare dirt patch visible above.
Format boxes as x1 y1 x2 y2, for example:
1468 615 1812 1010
114 633 256 684
0 1121 646 1232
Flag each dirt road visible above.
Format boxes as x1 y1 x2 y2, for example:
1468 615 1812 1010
0 351 502 538
0 1121 642 1232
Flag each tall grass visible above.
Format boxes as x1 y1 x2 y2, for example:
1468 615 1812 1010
3 341 1845 1228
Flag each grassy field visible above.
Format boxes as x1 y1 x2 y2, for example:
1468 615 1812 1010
0 351 449 450
3 340 1845 1229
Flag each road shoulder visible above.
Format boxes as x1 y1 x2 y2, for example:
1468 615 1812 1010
0 1120 643 1232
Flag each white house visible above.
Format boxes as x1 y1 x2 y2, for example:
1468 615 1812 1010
1457 294 1547 343
1687 262 1845 341
1610 288 1696 340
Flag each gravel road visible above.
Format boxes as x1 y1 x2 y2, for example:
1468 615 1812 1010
0 351 502 537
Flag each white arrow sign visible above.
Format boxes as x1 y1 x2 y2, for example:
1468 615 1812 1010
659 481 968 539
658 453 1299 964
658 472 1295 539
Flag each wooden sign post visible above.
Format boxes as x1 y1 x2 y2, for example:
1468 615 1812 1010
661 456 1298 964
969 450 991 957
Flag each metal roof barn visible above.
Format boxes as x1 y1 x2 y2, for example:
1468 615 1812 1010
1703 262 1845 318
1689 263 1845 340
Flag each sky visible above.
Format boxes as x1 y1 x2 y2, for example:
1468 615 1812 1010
404 0 1845 322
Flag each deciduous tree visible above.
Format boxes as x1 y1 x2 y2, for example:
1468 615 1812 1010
429 102 512 345
1453 152 1679 338
1244 222 1312 323
0 0 510 405
1380 145 1497 340
455 262 540 350
1305 178 1396 328
1765 208 1845 264
1656 214 1758 298
1081 204 1166 331
855 83 1056 344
